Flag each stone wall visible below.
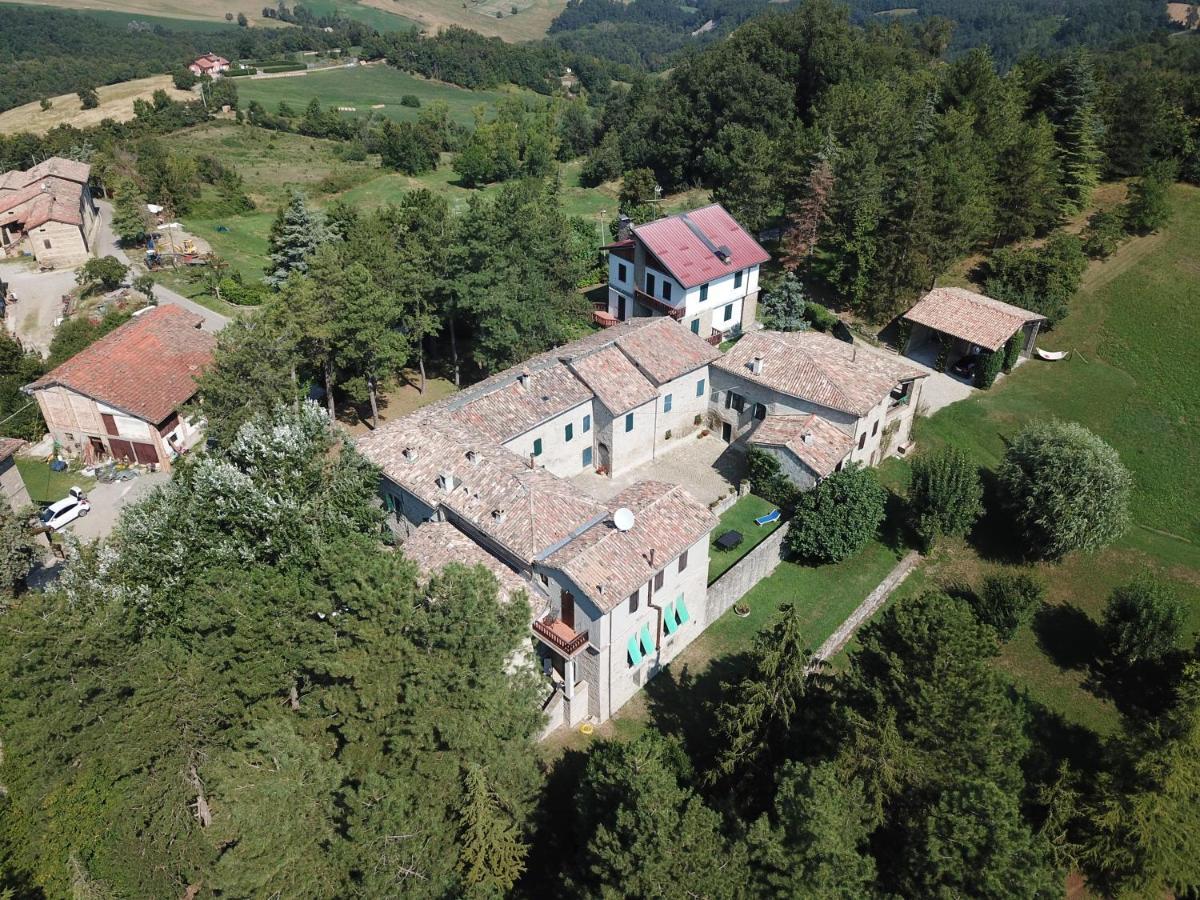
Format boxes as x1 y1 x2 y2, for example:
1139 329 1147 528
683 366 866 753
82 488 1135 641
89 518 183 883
704 522 791 623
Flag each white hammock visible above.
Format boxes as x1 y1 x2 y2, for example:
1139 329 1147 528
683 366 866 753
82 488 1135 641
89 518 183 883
1035 347 1069 361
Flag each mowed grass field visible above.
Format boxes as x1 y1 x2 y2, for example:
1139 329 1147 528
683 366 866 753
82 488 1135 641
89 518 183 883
0 75 193 135
355 0 566 40
902 183 1200 737
234 65 528 127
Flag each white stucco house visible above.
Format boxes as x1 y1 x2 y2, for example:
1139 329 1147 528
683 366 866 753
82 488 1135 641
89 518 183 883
602 204 769 344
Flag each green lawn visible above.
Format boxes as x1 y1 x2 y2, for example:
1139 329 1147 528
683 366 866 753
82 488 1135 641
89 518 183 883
15 457 95 505
707 493 782 583
234 65 528 127
899 183 1200 736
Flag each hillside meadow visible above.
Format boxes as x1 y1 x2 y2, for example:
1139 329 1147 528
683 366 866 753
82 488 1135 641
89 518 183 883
0 75 193 135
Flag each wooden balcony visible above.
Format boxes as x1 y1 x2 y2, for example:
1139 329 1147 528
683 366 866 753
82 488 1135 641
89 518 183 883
706 328 724 346
593 309 618 328
636 288 685 320
533 616 589 656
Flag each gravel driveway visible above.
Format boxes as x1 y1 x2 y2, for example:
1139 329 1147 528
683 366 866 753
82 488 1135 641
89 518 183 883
1 262 75 353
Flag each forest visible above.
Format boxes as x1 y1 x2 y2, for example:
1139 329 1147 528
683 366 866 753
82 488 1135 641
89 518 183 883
1 0 1199 896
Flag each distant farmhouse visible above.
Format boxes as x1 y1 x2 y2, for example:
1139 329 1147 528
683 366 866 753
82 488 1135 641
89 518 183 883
0 158 98 268
601 204 769 343
358 211 931 733
188 53 231 77
25 306 215 473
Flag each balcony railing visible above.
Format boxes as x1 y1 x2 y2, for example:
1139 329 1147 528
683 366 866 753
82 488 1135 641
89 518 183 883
533 616 589 656
635 288 685 320
706 328 724 347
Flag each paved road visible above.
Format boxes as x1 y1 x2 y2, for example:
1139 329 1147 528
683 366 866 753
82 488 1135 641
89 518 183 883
69 471 171 543
95 199 230 333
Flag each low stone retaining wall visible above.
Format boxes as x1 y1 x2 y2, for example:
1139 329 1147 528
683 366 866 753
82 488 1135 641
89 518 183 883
810 550 921 666
704 522 790 623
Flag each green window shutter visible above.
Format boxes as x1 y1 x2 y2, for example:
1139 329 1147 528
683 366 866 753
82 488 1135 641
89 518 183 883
676 594 691 625
639 623 654 656
627 634 643 667
663 602 678 635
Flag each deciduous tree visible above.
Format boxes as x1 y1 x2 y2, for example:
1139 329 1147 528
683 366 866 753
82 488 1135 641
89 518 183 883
786 464 886 563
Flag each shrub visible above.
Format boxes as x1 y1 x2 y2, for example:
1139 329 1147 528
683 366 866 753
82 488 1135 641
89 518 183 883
39 98 52 111
1081 208 1125 258
786 464 886 563
803 301 839 333
132 274 156 301
746 448 800 511
973 572 1044 640
934 334 953 372
400 94 421 108
1001 332 1022 373
997 420 1132 560
172 69 198 91
77 86 99 109
1123 161 1176 236
76 256 128 293
908 446 983 549
985 232 1087 328
974 349 1004 389
219 278 270 306
1102 579 1185 666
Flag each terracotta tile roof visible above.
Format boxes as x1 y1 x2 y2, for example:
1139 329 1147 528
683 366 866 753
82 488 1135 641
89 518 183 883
27 305 215 424
750 414 853 478
568 345 658 415
402 520 534 608
358 418 607 564
715 330 926 417
540 480 718 612
903 287 1045 352
0 158 90 192
614 316 719 385
0 178 84 230
450 363 592 442
0 437 24 463
633 204 770 289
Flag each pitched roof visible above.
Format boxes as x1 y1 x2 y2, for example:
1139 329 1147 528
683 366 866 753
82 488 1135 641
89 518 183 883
27 305 215 423
541 480 718 612
450 363 592 443
358 418 607 564
568 345 658 415
0 178 84 230
0 157 90 192
903 287 1045 352
750 414 854 478
0 437 24 463
402 520 534 609
715 330 926 417
633 204 770 289
614 316 720 385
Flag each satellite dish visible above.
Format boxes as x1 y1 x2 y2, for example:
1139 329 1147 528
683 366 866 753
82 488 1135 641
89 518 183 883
613 507 635 532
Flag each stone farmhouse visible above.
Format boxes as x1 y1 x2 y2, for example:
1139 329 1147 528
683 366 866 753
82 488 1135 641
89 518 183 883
712 330 929 489
900 286 1046 371
0 158 99 269
188 53 231 77
601 204 769 343
358 300 930 733
25 306 214 473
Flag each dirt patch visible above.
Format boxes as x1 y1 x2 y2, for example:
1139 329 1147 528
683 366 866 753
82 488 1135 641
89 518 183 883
0 76 193 136
355 0 567 40
1167 2 1198 27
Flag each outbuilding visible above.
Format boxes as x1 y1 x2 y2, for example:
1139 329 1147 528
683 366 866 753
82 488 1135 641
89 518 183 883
900 287 1045 372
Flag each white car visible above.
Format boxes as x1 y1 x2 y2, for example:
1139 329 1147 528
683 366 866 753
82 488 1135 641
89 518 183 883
39 487 91 531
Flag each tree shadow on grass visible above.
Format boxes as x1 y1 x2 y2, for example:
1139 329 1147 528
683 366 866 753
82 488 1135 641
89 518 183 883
1089 651 1189 724
1033 604 1102 671
1019 691 1106 786
968 468 1029 564
520 745 590 899
878 488 916 554
641 651 753 775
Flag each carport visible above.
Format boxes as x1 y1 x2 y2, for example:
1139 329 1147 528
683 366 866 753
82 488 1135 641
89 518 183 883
900 287 1045 371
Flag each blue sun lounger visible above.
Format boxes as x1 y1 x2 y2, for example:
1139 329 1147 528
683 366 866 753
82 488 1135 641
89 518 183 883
754 509 781 527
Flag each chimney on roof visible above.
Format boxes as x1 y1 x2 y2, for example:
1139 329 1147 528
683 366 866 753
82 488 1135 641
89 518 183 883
617 214 633 241
749 355 764 376
491 508 505 523
716 245 732 264
517 370 531 390
801 432 814 446
437 471 457 492
528 453 537 469
402 446 417 462
466 449 479 465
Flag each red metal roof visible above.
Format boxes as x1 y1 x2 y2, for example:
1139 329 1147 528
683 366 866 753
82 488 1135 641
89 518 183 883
633 204 770 289
28 305 215 424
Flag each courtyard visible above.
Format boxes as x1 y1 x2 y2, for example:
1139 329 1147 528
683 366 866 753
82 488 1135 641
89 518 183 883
571 431 746 507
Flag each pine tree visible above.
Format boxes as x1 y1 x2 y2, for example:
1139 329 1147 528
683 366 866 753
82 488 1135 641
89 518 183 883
705 124 778 233
760 272 807 331
109 177 151 245
781 146 835 272
1049 53 1102 214
456 763 528 893
265 191 334 287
